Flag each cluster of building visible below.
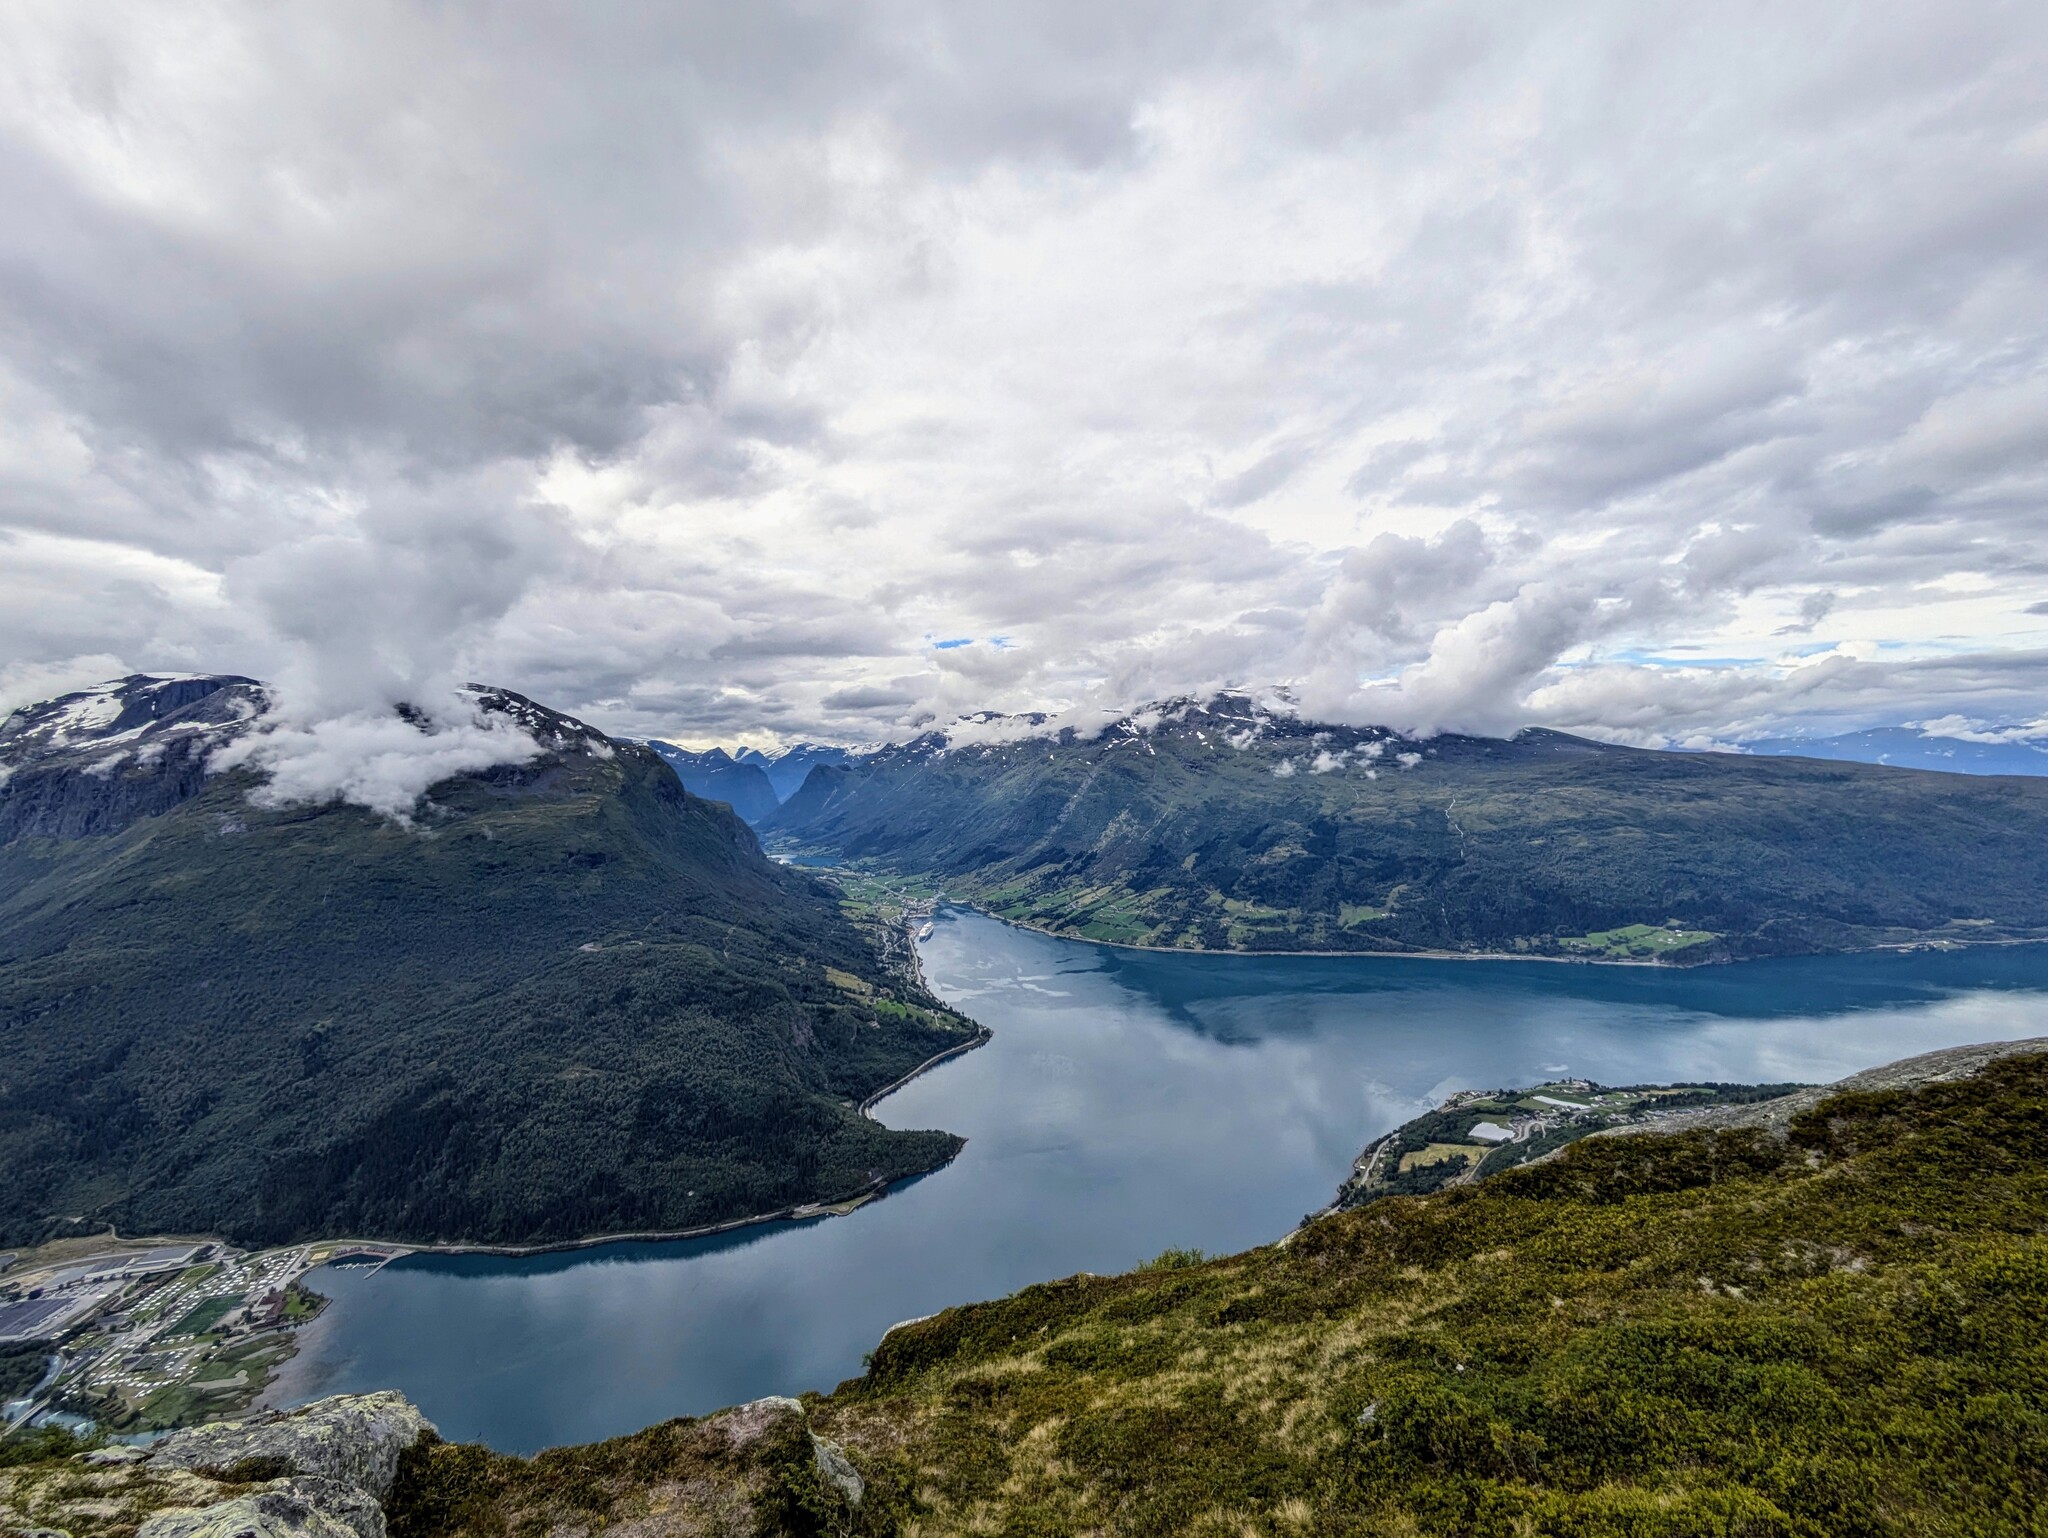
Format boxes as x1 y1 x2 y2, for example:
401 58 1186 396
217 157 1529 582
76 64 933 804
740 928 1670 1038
0 1240 350 1435
0 1246 211 1346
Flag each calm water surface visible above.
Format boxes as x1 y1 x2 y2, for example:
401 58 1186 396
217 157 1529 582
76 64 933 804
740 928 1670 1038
267 912 2048 1451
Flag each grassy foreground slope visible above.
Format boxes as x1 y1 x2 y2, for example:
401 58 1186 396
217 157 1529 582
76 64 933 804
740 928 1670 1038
386 1049 2048 1537
0 682 978 1248
766 696 2048 960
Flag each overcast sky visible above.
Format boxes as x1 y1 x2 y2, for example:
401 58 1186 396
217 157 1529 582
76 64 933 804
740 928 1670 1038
4 0 2046 754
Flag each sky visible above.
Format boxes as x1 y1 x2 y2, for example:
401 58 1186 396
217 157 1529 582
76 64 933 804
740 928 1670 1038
3 0 2047 764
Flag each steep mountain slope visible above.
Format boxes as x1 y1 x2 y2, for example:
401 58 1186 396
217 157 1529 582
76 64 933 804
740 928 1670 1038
0 677 980 1248
362 1044 2048 1537
764 694 2048 960
645 742 781 825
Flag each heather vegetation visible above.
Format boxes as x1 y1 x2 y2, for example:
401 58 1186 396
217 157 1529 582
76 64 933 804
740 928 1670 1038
381 1051 2047 1535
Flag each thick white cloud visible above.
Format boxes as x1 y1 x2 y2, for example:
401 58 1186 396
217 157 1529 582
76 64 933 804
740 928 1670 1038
210 705 543 823
2 0 2045 756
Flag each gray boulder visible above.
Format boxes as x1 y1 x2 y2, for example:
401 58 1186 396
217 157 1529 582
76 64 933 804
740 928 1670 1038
81 1445 150 1465
810 1434 864 1507
709 1394 803 1452
135 1480 378 1538
146 1393 434 1502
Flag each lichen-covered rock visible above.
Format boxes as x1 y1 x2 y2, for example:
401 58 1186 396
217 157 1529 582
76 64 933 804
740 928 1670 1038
708 1395 803 1452
81 1447 150 1466
146 1394 434 1501
808 1435 863 1507
262 1480 384 1538
134 1482 367 1538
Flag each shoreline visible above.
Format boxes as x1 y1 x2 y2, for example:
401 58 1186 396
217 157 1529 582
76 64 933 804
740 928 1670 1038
857 1025 994 1118
304 992 994 1263
968 905 1689 967
97 917 2046 1279
943 901 2048 969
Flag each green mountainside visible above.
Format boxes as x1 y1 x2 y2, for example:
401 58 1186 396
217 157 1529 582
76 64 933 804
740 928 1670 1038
344 1043 2048 1537
0 677 979 1248
765 694 2048 960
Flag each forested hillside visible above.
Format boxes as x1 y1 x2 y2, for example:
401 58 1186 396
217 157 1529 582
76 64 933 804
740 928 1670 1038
765 694 2048 960
0 677 979 1247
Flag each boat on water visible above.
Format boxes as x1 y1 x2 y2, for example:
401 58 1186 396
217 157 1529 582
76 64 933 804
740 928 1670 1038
918 922 935 941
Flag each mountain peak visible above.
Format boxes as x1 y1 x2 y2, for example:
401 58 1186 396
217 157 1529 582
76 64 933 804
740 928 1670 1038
0 675 627 836
458 683 617 759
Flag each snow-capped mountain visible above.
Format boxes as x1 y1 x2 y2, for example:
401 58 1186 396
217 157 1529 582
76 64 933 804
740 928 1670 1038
0 674 619 838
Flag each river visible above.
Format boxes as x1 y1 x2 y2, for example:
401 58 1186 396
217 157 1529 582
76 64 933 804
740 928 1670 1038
264 910 2048 1452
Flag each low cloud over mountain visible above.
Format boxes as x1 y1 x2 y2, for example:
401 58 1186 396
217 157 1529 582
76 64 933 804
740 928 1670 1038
4 0 2046 760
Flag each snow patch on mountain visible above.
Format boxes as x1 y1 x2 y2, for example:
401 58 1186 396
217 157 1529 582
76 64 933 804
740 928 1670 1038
1 674 625 828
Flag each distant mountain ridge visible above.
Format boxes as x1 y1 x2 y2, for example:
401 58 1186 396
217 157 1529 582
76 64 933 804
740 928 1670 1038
0 675 981 1248
642 741 864 822
741 742 860 801
763 691 2048 961
1739 726 2048 776
645 741 781 825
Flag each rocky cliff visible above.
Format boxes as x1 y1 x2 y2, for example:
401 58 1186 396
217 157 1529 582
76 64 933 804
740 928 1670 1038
0 1389 877 1538
0 1393 433 1538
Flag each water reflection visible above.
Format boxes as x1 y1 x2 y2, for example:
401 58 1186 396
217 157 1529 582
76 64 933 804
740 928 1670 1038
267 913 2048 1451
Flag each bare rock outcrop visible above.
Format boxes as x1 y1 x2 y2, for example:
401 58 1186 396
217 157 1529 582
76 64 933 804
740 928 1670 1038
145 1392 434 1503
707 1394 804 1452
2 1395 434 1538
135 1478 385 1538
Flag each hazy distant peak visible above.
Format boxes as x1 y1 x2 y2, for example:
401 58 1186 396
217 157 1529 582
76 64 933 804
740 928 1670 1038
1739 727 2048 777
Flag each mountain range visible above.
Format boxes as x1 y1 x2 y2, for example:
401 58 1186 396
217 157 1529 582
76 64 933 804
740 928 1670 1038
645 741 860 827
761 693 2048 961
644 742 782 825
5 675 2047 1533
741 744 860 802
0 675 979 1248
1741 726 2048 775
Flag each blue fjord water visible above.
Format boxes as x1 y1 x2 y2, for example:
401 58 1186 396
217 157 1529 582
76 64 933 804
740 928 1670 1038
265 910 2048 1452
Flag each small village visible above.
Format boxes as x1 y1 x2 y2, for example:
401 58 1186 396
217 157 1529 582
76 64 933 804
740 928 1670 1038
1336 1077 1795 1208
0 1237 401 1437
